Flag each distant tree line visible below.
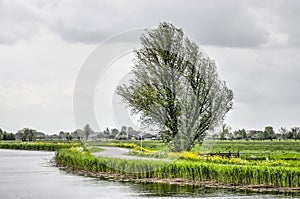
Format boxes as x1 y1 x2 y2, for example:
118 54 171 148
216 125 300 141
0 128 15 140
1 124 300 142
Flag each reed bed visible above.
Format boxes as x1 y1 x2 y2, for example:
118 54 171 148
0 141 79 151
55 148 300 188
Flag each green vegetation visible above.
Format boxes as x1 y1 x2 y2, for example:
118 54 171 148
207 140 300 153
108 142 154 153
86 146 103 153
193 140 300 161
88 140 164 151
0 128 15 140
116 22 233 151
56 147 300 188
0 141 79 151
18 128 36 141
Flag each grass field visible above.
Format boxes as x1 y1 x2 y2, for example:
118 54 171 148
194 140 300 160
88 139 300 160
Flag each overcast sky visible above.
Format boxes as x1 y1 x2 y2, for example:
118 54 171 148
0 0 300 134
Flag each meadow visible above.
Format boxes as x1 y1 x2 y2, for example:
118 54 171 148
88 139 300 161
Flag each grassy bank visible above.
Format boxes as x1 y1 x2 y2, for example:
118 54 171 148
0 141 79 151
55 147 300 190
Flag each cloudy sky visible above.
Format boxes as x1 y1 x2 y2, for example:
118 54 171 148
0 0 300 134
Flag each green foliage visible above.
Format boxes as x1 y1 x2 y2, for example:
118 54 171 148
66 133 73 141
0 141 79 151
109 142 137 149
264 126 276 140
116 22 233 151
89 140 164 151
0 131 15 140
176 151 199 160
233 129 247 140
55 149 300 187
86 146 103 153
17 128 36 141
83 124 93 140
109 142 153 153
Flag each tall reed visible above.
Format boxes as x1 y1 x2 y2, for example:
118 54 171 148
55 148 300 187
0 142 79 151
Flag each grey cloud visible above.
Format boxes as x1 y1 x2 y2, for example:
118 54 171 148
0 0 41 44
45 0 139 44
273 2 300 46
165 0 269 47
47 0 270 47
248 0 300 46
2 0 296 47
43 0 300 47
211 46 300 105
52 22 108 44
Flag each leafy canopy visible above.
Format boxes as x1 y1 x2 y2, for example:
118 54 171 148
117 22 233 151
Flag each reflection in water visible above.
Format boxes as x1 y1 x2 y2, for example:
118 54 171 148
0 149 298 199
131 182 241 197
117 181 295 198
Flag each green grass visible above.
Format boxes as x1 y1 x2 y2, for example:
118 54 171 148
55 148 300 188
86 146 104 153
87 139 165 151
206 140 300 152
192 140 300 160
0 141 80 151
86 139 300 162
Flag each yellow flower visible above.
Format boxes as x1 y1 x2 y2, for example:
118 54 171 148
70 146 77 153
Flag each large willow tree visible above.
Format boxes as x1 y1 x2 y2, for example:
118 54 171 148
117 22 233 151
